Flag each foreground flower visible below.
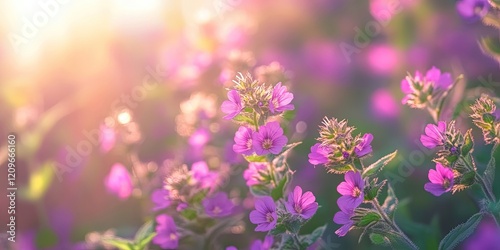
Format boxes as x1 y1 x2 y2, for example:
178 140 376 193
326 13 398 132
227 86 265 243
202 192 234 217
269 82 294 114
153 215 179 249
249 196 277 231
354 133 373 157
233 126 254 155
104 163 133 200
337 171 365 209
420 121 447 149
285 186 318 219
253 121 288 155
243 162 268 186
333 206 355 237
151 189 171 211
456 0 490 21
221 90 243 119
250 235 274 250
424 163 454 196
308 143 331 165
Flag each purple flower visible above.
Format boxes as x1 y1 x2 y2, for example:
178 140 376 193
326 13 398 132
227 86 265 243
243 162 268 186
308 143 331 165
354 133 373 157
151 189 171 211
253 121 288 155
463 220 500 250
424 66 453 90
202 192 234 217
337 171 365 210
420 121 447 149
221 90 243 119
152 215 179 249
285 186 318 219
104 163 133 200
401 67 453 107
333 206 355 237
189 128 210 147
191 161 219 189
424 163 454 196
269 82 294 114
249 196 277 232
457 0 490 21
233 126 254 155
226 247 238 250
250 235 274 250
176 203 188 211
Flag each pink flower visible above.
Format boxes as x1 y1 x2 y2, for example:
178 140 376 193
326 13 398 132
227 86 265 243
190 161 219 189
354 133 373 157
151 189 171 211
284 186 318 219
152 215 178 249
104 163 133 200
252 121 288 155
308 143 331 165
233 126 254 155
221 90 243 120
269 82 294 114
243 163 268 186
250 235 274 250
424 163 454 196
202 192 234 218
420 121 447 149
337 171 364 210
249 196 277 232
333 205 355 237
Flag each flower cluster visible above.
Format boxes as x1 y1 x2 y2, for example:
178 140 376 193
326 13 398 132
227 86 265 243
401 67 453 109
333 171 364 236
470 95 499 144
309 117 373 173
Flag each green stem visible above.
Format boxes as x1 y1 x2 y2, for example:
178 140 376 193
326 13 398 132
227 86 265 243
291 233 302 249
461 156 496 202
253 113 260 131
372 200 418 250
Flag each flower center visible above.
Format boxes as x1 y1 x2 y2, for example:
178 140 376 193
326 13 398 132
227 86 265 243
213 206 221 214
294 203 303 214
352 186 361 198
266 212 274 222
342 151 350 160
246 139 253 149
262 138 273 150
169 233 177 240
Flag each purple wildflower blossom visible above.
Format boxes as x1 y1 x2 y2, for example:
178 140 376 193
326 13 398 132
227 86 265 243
191 161 219 189
250 235 274 250
152 215 179 249
269 82 294 114
202 192 234 218
457 0 490 21
401 67 453 106
226 247 238 250
333 205 355 237
221 90 243 119
420 121 447 149
424 163 454 196
354 133 373 157
151 188 171 211
243 162 268 186
233 126 254 155
285 186 318 219
463 220 500 250
253 121 288 155
337 171 365 210
176 203 188 211
424 67 453 90
104 163 133 200
249 196 278 232
308 143 331 165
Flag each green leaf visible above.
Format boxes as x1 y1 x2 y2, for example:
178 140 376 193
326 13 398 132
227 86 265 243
272 142 302 167
382 184 398 218
244 154 267 163
438 213 483 250
487 200 500 214
250 184 271 197
271 174 289 201
369 233 390 246
459 171 476 186
35 227 58 248
279 234 301 250
364 179 387 201
233 114 254 124
362 150 398 178
484 144 498 191
101 236 134 250
356 212 381 227
270 223 287 235
479 36 500 62
134 233 156 250
461 129 474 156
133 220 156 249
284 218 302 234
180 208 198 220
300 225 326 247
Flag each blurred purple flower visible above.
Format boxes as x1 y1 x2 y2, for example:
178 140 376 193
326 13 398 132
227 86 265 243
151 188 171 211
243 162 268 186
401 67 452 107
333 206 355 237
226 247 238 250
176 203 188 211
457 0 490 21
424 163 454 196
253 121 288 155
250 235 274 250
99 124 116 153
463 220 500 250
354 133 373 157
285 186 318 219
233 126 255 155
420 121 447 149
221 90 243 119
269 82 294 114
104 163 133 200
367 45 399 75
371 89 400 119
425 67 453 90
191 161 219 189
249 196 277 232
202 192 234 218
189 128 210 147
337 171 364 210
308 143 331 165
152 215 179 249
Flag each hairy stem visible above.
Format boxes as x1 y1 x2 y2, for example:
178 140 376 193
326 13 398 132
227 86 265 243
372 200 418 250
